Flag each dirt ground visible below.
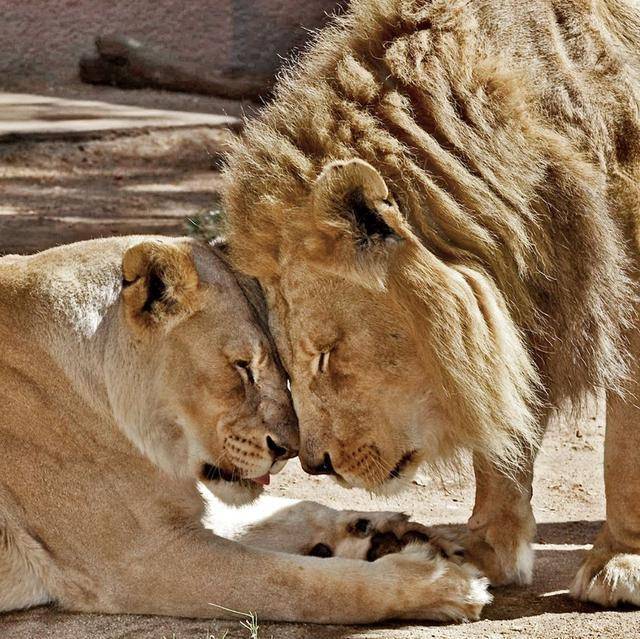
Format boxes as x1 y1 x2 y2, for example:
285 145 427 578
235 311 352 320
1 90 639 638
0 122 230 254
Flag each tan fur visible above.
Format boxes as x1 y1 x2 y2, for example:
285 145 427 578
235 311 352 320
221 0 640 605
0 236 490 622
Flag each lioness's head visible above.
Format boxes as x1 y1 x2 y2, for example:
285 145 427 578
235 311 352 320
223 157 539 494
110 238 298 505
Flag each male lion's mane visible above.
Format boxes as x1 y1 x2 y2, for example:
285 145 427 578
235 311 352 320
222 0 640 466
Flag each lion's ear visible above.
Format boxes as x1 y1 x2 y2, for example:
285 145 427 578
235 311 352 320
121 240 201 332
313 158 402 245
305 159 405 288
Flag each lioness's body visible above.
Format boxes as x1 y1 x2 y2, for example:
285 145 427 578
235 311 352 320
0 236 489 622
223 0 640 606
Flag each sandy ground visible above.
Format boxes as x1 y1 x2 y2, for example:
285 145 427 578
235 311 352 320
0 124 230 254
3 405 637 638
0 92 639 638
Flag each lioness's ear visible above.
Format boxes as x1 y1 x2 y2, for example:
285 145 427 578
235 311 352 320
121 240 201 331
305 159 406 288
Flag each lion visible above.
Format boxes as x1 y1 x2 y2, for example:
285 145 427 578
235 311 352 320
0 235 490 623
221 0 640 607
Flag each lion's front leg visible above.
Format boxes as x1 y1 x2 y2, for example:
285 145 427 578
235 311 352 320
571 374 640 607
464 453 537 586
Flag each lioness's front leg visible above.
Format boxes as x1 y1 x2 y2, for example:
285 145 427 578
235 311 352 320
571 327 640 606
76 530 490 623
234 499 464 562
465 453 538 586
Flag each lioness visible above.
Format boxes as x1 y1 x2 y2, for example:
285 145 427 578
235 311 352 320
0 236 489 623
222 0 640 606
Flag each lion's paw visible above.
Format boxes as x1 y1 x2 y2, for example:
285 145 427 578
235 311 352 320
461 531 534 587
376 545 492 622
571 547 640 607
463 511 536 586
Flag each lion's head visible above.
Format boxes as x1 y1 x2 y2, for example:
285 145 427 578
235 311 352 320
109 238 298 505
223 157 540 493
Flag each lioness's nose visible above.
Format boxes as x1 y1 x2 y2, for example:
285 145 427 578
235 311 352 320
301 451 336 476
261 394 299 458
266 435 297 461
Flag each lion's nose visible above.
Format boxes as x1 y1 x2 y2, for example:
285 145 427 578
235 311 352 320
302 451 336 476
266 435 297 461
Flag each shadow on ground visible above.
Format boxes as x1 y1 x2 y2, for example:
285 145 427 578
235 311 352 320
0 520 617 639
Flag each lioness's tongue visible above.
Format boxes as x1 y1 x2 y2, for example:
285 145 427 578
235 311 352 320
252 474 271 486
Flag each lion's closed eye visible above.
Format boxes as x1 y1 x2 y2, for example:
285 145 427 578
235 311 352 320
315 351 330 375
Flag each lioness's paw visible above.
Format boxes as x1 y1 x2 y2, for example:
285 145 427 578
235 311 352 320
376 545 492 622
571 547 640 607
310 510 464 563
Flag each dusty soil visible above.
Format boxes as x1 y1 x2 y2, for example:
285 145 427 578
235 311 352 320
0 124 231 255
0 93 638 638
3 404 635 638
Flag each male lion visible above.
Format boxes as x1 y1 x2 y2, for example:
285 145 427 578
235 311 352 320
0 235 489 623
222 0 640 606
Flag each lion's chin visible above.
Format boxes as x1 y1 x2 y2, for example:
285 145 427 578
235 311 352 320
331 473 408 496
207 479 264 507
369 476 409 497
335 463 422 496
